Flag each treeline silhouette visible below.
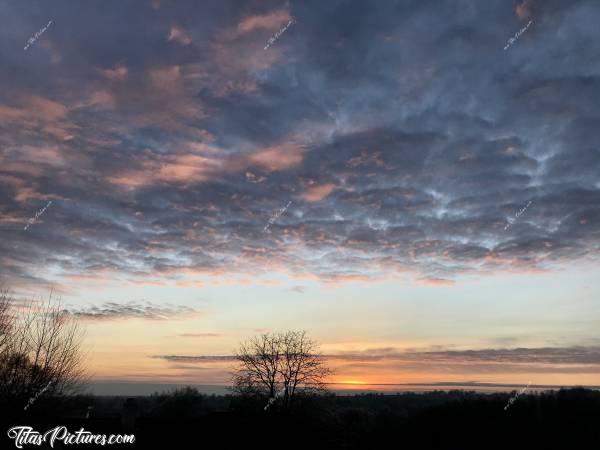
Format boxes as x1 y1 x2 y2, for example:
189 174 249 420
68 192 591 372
2 312 597 449
3 387 599 449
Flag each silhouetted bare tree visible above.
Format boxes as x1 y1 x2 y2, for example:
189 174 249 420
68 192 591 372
0 290 87 408
232 331 331 408
0 289 11 354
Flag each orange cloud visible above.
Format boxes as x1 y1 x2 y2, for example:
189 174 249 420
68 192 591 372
321 273 381 285
108 135 304 190
246 143 304 172
158 154 222 184
303 183 336 202
516 0 534 19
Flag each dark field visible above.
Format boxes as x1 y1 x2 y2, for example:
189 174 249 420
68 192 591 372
3 387 599 449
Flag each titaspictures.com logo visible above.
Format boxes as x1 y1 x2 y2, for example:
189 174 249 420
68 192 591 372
7 426 135 448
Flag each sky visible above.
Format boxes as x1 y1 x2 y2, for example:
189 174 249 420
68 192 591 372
1 0 600 392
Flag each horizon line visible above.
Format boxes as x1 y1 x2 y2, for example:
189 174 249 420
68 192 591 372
88 380 600 389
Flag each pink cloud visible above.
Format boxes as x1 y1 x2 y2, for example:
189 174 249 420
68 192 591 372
24 96 68 121
237 10 291 34
144 66 204 119
416 278 456 286
108 172 153 189
109 150 222 188
168 26 192 45
149 65 182 93
211 16 285 80
0 212 24 225
15 186 45 203
101 65 128 81
96 65 205 133
89 90 116 109
0 96 68 127
0 96 77 144
38 40 62 64
0 163 45 179
347 151 384 168
0 105 26 121
174 281 205 288
214 79 260 97
42 124 76 141
20 145 67 167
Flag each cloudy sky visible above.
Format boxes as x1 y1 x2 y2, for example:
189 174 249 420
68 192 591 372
1 0 599 390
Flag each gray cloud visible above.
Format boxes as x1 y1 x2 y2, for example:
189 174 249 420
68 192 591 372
65 301 200 321
152 355 236 363
152 346 600 367
325 346 600 365
1 0 600 287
